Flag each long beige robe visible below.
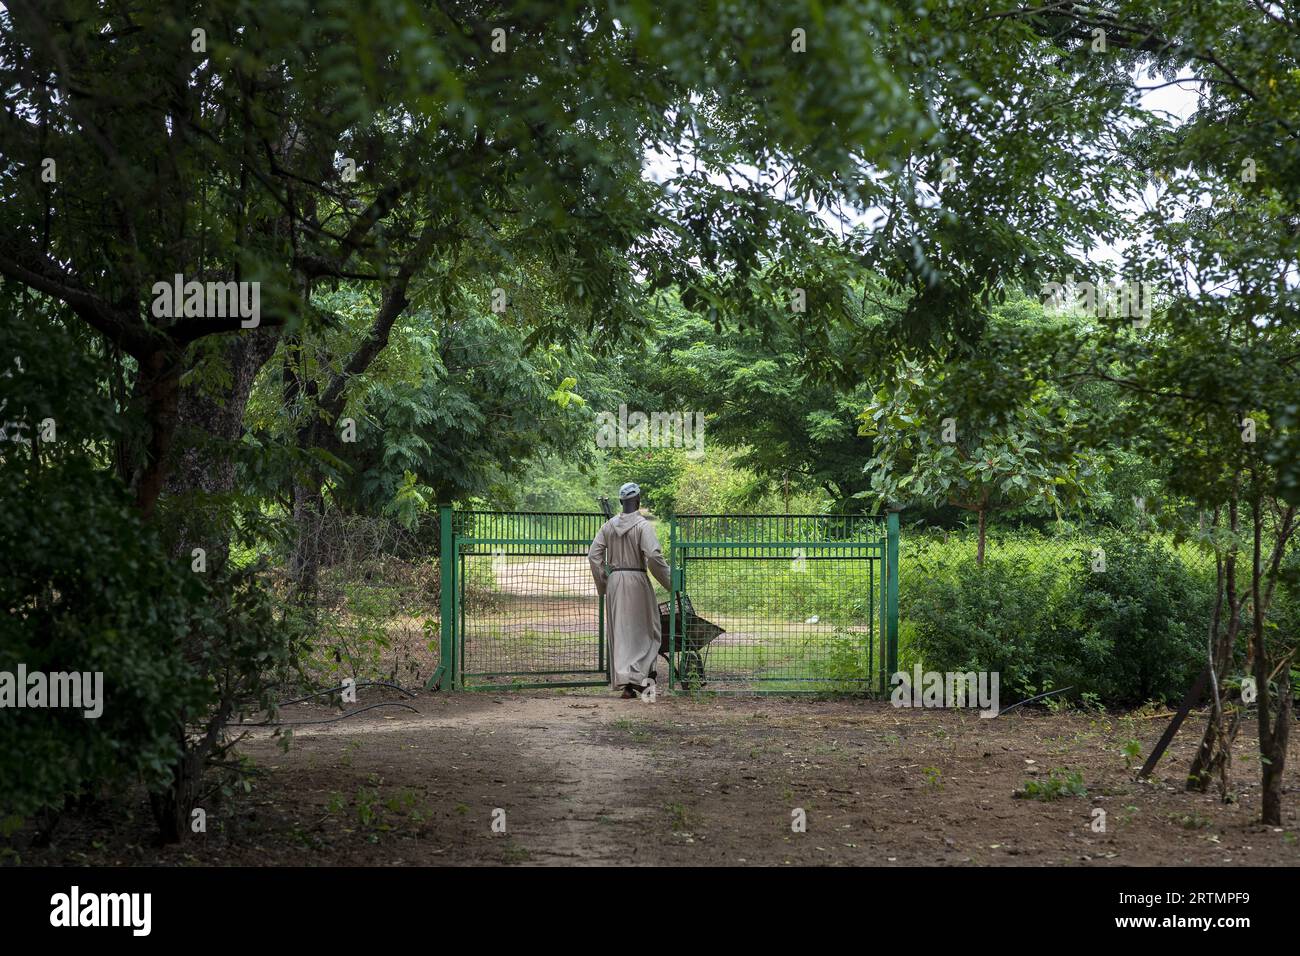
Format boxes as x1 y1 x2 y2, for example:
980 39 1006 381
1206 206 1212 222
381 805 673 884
588 512 673 688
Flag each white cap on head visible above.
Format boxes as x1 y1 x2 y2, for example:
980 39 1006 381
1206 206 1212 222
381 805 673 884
618 481 640 500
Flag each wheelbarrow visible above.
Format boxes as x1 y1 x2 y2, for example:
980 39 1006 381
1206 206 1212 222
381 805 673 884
658 593 724 690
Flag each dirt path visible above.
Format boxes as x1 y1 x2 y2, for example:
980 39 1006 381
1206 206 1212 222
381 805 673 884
16 692 1300 866
494 557 595 597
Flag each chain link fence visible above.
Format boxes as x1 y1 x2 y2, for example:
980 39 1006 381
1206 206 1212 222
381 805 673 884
449 511 608 688
281 512 443 689
670 513 894 692
279 507 1238 707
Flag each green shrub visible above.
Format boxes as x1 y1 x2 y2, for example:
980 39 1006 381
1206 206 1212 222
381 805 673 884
904 547 1075 700
1072 531 1212 704
0 460 299 839
0 461 203 822
901 529 1213 706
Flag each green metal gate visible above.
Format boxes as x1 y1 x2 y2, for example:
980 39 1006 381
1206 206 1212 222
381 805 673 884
668 513 898 693
432 509 609 690
428 507 898 694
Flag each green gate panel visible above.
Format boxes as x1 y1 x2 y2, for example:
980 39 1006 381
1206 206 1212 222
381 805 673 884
669 513 892 695
430 508 899 696
443 510 610 690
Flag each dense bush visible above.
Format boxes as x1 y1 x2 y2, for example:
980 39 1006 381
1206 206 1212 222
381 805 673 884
0 461 201 823
1072 531 1214 704
901 530 1214 705
0 459 299 839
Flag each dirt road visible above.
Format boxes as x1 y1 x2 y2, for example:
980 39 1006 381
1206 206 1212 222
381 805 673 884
20 692 1300 866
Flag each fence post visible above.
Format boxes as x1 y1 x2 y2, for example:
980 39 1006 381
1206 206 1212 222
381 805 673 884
669 513 678 691
878 523 888 694
598 593 606 680
886 511 900 683
439 504 456 690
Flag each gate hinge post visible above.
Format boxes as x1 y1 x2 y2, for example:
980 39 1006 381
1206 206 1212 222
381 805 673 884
438 503 457 690
886 511 900 680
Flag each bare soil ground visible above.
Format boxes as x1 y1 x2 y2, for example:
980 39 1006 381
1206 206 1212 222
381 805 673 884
13 692 1300 866
494 557 596 597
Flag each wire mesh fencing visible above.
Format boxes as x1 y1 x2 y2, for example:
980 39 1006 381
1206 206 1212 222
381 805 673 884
434 509 898 693
670 514 897 693
448 511 608 689
281 504 1230 705
282 511 442 689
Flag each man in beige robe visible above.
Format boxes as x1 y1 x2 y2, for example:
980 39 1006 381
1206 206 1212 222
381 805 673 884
588 482 673 698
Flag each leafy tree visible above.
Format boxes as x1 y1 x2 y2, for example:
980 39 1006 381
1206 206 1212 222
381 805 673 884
632 296 880 511
1010 0 1300 823
0 308 296 841
861 303 1105 563
249 288 614 523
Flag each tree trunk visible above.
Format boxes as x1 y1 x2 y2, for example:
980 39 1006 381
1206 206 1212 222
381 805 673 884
133 348 182 519
164 329 280 566
290 477 324 599
976 507 987 566
281 330 327 602
1188 703 1241 794
149 736 206 844
148 332 278 844
1189 504 1242 795
1249 499 1291 826
1256 656 1292 825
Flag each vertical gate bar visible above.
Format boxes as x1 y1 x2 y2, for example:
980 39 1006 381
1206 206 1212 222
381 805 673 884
594 515 606 678
879 534 888 694
669 513 678 691
868 555 875 685
458 551 466 687
886 511 900 681
438 505 456 690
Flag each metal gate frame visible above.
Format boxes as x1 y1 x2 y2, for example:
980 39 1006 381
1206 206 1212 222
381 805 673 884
426 507 899 694
428 507 608 691
667 512 899 694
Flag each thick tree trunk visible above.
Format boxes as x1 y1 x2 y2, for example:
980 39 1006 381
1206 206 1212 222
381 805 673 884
1256 658 1292 826
149 742 206 844
143 331 279 844
164 329 280 565
133 348 182 519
